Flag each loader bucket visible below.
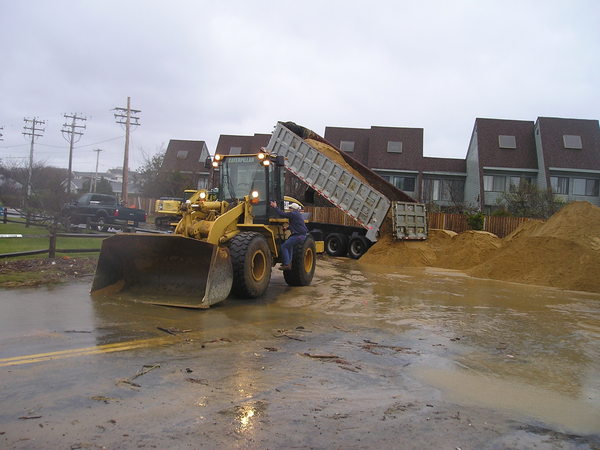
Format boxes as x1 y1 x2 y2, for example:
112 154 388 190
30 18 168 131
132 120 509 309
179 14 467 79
91 234 233 308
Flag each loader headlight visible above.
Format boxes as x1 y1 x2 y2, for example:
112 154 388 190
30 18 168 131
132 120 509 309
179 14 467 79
250 190 260 204
257 152 266 160
212 161 219 168
214 154 222 161
199 191 207 200
262 159 270 167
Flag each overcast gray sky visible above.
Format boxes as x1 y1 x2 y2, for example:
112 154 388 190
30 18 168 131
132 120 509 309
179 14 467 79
1 0 598 173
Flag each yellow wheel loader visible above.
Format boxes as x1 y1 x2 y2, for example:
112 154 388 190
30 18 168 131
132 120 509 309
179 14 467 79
91 151 318 308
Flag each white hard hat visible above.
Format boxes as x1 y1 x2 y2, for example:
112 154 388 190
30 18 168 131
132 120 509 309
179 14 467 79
289 203 301 210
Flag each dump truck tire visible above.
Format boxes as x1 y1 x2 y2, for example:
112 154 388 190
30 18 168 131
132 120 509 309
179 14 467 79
230 231 272 298
325 233 348 257
348 236 369 259
284 235 316 286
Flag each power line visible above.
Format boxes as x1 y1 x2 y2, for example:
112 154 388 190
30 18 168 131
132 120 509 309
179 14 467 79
114 97 141 203
91 148 103 193
61 113 87 195
22 117 45 203
74 135 124 148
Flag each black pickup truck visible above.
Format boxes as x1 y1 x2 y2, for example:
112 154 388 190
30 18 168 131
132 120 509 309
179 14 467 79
62 193 146 231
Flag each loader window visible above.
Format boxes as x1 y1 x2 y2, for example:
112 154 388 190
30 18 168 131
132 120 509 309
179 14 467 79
220 156 263 201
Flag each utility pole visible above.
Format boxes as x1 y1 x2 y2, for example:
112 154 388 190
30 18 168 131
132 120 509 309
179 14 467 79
91 148 103 193
113 97 141 205
22 117 45 200
61 113 87 195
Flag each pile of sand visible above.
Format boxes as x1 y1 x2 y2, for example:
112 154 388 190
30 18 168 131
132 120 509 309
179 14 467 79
467 202 600 292
360 202 600 293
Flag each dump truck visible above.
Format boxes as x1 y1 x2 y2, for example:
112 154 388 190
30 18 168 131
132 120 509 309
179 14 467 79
91 151 319 308
265 122 428 258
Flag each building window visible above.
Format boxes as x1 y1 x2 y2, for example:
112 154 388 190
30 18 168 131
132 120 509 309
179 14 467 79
339 140 355 152
176 151 188 160
423 178 464 202
550 176 569 195
483 175 506 192
563 135 582 149
509 176 532 189
229 146 242 155
572 178 599 196
499 135 516 149
387 141 402 153
390 176 415 192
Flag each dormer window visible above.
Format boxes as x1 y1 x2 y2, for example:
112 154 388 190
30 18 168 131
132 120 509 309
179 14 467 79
176 150 188 160
563 135 582 149
387 141 402 153
340 140 355 152
498 135 516 149
229 146 242 155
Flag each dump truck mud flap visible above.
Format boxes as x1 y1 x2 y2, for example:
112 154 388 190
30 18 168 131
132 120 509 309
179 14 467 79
91 234 233 308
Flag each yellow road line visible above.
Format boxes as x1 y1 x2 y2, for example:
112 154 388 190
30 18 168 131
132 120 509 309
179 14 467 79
0 336 176 367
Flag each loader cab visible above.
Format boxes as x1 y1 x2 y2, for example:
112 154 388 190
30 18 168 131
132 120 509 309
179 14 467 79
215 152 285 223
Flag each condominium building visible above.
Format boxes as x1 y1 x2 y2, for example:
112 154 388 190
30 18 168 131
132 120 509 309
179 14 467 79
162 117 599 211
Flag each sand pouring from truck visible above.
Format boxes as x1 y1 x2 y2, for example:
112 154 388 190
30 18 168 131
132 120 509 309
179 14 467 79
91 150 319 308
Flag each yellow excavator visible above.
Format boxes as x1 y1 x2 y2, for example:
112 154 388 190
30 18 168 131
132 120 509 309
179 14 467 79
91 151 319 308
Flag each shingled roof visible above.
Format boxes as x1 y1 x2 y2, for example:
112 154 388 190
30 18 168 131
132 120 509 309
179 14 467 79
161 140 210 173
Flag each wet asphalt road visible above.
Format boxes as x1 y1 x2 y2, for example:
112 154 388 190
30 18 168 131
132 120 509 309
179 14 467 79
1 257 599 449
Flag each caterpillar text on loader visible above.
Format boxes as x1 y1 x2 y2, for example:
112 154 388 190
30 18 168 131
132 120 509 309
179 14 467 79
91 151 319 308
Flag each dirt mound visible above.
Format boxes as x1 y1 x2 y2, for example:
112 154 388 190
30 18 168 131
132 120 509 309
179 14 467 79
360 229 446 267
361 202 600 293
360 229 500 270
0 257 97 288
467 202 600 292
436 231 502 270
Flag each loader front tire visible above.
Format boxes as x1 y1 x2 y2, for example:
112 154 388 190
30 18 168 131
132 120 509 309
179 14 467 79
230 232 272 298
284 235 316 286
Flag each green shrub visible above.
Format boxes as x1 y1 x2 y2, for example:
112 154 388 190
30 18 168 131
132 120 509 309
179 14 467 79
466 212 485 230
491 208 511 217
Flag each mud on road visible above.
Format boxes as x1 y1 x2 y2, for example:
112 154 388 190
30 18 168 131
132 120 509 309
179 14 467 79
1 257 599 449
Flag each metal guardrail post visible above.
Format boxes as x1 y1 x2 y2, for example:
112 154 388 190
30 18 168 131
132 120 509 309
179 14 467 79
2 208 6 223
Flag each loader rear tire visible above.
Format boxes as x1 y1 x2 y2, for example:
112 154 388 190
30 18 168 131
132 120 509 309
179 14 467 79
229 232 272 298
284 235 316 286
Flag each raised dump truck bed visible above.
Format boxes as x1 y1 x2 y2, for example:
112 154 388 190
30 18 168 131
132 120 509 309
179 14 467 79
266 121 427 245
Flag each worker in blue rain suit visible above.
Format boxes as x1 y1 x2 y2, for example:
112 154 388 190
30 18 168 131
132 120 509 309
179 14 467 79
269 201 308 271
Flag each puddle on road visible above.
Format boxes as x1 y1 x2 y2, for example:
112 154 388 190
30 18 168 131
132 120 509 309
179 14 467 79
1 257 599 435
274 259 600 435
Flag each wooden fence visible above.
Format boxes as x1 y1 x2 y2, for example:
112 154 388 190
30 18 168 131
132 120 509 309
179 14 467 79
305 207 530 238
